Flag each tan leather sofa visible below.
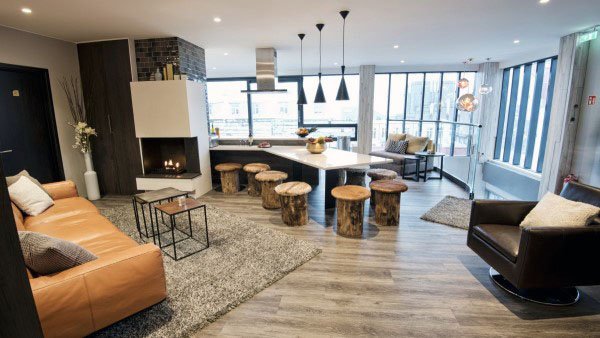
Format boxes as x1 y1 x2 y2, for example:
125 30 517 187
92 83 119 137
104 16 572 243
10 180 167 337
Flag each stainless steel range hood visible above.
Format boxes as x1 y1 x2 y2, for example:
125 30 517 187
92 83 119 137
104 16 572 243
241 48 288 94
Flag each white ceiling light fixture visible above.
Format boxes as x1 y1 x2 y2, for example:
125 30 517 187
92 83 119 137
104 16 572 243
393 45 399 49
513 39 520 44
400 60 405 63
223 52 229 56
212 66 217 70
21 7 32 14
539 0 550 4
213 17 222 23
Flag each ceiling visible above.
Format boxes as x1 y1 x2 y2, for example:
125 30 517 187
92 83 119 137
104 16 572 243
1 0 599 77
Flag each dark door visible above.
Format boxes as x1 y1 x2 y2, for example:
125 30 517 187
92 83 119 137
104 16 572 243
0 64 64 183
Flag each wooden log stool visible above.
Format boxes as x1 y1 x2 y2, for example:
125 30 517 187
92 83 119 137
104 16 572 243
332 185 371 238
215 163 242 194
274 182 312 226
243 163 271 197
366 168 398 206
345 165 369 186
370 179 408 226
255 170 288 209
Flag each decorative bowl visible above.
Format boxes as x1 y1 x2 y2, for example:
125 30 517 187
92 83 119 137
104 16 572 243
306 142 327 154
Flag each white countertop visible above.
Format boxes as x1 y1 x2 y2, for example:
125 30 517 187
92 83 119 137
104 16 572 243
211 145 391 170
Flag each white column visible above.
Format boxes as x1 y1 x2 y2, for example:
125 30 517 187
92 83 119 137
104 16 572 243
539 33 590 196
472 62 503 198
357 65 375 154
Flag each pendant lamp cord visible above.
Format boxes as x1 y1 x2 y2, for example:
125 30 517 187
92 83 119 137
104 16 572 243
342 18 345 66
300 39 303 76
319 30 322 74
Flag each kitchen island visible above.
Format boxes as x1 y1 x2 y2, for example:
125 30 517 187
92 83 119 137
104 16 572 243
210 145 391 209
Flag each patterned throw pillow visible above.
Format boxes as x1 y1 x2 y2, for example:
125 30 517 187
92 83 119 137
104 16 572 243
385 140 408 154
18 231 97 275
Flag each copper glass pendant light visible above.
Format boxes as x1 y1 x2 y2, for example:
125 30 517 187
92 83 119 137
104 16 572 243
297 33 307 105
336 10 350 101
314 23 326 103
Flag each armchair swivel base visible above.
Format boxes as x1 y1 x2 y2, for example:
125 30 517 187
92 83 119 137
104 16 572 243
490 268 580 306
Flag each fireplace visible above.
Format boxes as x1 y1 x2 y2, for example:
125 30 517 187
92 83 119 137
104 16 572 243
140 137 201 178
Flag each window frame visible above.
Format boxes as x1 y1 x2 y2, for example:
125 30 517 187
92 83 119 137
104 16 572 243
207 74 359 140
493 56 558 173
375 71 478 156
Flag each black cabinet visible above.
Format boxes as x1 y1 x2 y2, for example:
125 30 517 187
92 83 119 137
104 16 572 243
78 40 141 195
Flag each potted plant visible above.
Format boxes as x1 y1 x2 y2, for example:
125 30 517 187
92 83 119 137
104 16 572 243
306 136 334 154
295 127 318 138
59 76 100 201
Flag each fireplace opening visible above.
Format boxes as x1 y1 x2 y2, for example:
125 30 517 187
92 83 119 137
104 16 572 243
140 137 200 178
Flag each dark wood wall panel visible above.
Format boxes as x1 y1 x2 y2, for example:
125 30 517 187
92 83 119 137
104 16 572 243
78 40 141 195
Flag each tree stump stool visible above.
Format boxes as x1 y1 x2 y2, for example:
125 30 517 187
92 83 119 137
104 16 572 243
243 163 271 197
345 166 369 186
255 170 288 209
370 179 408 226
332 185 371 238
366 168 398 206
215 163 242 194
275 182 312 226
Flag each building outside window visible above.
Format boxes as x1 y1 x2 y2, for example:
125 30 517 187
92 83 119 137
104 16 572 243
206 80 249 138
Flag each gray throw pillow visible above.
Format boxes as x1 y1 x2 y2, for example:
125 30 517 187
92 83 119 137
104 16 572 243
385 140 408 154
6 170 51 197
18 231 97 275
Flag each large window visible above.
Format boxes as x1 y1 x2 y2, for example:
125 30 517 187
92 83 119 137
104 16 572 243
372 71 478 156
207 75 359 139
493 57 557 173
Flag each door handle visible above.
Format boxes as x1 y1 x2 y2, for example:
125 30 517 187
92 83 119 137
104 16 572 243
0 149 13 154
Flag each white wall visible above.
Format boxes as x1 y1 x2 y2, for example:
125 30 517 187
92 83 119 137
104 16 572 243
572 37 600 187
0 26 86 195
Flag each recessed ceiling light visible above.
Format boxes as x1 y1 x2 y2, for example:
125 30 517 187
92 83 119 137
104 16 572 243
513 39 520 44
212 67 217 70
400 60 405 63
334 62 338 65
213 17 222 23
393 45 399 49
21 7 32 14
223 52 229 56
539 0 549 4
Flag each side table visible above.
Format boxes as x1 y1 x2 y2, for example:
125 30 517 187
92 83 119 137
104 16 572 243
402 155 421 182
154 198 209 261
132 188 189 242
415 152 445 182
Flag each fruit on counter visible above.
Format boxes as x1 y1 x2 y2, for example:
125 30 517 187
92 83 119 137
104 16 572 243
295 127 318 137
258 141 271 148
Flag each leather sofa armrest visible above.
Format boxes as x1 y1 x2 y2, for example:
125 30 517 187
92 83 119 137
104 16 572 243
515 226 600 288
42 180 79 200
30 244 167 335
469 200 538 228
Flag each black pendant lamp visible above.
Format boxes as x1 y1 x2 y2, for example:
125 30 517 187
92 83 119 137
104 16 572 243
314 23 326 103
297 33 307 105
336 10 350 101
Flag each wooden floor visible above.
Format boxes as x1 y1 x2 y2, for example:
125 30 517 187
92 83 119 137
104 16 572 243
95 178 600 337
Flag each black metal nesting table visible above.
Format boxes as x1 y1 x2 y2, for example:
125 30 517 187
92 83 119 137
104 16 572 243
154 198 209 261
132 188 189 242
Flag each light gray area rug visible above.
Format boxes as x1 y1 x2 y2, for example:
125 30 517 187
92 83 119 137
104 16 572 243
420 195 472 230
93 204 320 337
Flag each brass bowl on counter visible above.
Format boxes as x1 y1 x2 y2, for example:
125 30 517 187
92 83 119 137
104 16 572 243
306 142 327 154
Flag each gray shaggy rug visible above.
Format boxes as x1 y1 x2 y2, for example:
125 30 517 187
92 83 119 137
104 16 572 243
420 195 472 230
92 204 320 337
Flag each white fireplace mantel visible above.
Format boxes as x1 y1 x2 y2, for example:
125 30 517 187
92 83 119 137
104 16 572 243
130 80 212 197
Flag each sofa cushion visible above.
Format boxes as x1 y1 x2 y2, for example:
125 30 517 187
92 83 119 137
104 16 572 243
26 213 119 244
77 232 139 257
24 197 98 228
9 176 54 216
370 150 408 164
6 170 51 197
520 192 600 228
18 231 97 275
473 224 521 262
405 134 430 154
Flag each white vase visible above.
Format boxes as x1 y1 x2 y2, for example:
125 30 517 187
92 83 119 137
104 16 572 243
83 152 100 201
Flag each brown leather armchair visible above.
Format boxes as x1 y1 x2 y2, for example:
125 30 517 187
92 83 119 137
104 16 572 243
467 181 600 305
